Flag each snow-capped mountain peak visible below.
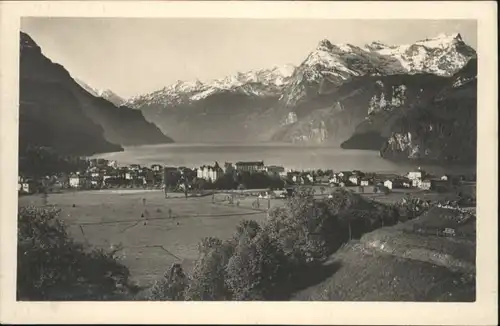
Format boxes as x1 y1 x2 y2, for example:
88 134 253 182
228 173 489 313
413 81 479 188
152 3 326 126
128 33 475 110
279 32 476 106
126 64 297 106
415 32 463 49
75 78 126 106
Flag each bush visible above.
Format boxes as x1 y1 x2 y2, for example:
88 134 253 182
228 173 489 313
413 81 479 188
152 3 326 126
225 229 290 300
149 263 188 301
185 237 235 300
17 206 131 300
266 188 368 264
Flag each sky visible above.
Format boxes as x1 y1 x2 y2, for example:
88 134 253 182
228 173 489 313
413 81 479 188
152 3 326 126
21 18 477 98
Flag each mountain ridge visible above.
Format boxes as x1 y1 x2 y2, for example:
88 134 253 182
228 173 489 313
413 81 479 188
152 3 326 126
123 33 477 163
19 31 174 159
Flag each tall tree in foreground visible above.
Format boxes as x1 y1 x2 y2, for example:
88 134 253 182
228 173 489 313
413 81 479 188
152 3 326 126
17 206 131 300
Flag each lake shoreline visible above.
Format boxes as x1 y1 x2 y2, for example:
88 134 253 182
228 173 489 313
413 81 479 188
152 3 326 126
88 143 476 176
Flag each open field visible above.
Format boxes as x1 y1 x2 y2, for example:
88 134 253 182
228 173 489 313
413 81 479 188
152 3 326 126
19 190 273 287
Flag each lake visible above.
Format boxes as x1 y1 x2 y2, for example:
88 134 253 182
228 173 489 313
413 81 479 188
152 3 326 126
90 143 475 176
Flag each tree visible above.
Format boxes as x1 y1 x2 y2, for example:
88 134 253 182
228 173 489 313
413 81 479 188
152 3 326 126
320 186 325 195
185 237 235 301
17 206 131 300
225 229 290 300
149 263 188 301
266 187 344 264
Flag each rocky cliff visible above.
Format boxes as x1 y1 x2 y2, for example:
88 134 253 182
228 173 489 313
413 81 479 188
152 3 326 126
379 58 477 163
19 32 173 157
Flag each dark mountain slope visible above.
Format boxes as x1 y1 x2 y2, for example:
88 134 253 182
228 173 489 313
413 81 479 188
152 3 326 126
380 58 477 163
338 74 450 149
139 91 280 143
19 32 173 157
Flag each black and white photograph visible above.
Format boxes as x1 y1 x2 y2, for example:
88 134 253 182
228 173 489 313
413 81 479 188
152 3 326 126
0 1 497 325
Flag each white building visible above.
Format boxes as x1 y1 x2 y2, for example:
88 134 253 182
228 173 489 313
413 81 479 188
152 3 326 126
360 179 370 187
419 179 432 190
69 175 88 188
108 160 118 168
441 175 449 181
349 175 360 185
384 180 393 190
197 165 223 182
265 165 285 175
151 164 163 172
407 171 423 180
235 161 265 172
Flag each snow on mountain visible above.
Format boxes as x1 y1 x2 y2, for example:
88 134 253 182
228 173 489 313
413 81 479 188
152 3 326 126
366 33 475 76
75 78 126 107
128 33 475 110
126 64 295 107
280 33 476 106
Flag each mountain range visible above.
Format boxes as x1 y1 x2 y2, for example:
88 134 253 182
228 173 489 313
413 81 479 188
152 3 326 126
19 32 173 160
126 33 477 163
75 79 127 107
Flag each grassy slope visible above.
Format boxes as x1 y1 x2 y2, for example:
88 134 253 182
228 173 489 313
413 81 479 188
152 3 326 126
293 207 476 301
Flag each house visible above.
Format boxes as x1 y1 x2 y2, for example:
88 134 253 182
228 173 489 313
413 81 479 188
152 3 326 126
265 165 285 176
286 171 301 183
331 171 352 184
402 179 412 188
407 169 425 181
129 164 141 171
20 179 35 194
107 160 118 168
348 175 360 185
384 180 394 190
235 161 265 172
125 172 137 180
360 178 371 187
419 179 432 190
196 165 224 182
442 228 456 237
151 164 163 172
69 174 89 188
279 171 288 178
103 173 118 183
90 178 101 188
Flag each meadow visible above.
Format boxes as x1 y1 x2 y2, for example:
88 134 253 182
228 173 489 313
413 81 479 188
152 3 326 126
18 184 466 288
19 190 271 287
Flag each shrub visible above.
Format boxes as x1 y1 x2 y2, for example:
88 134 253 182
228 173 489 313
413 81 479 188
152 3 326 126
266 188 364 264
149 263 188 301
17 206 131 300
185 237 235 300
225 229 290 300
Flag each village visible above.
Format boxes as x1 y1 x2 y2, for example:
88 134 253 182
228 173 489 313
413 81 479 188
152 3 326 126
17 158 476 204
